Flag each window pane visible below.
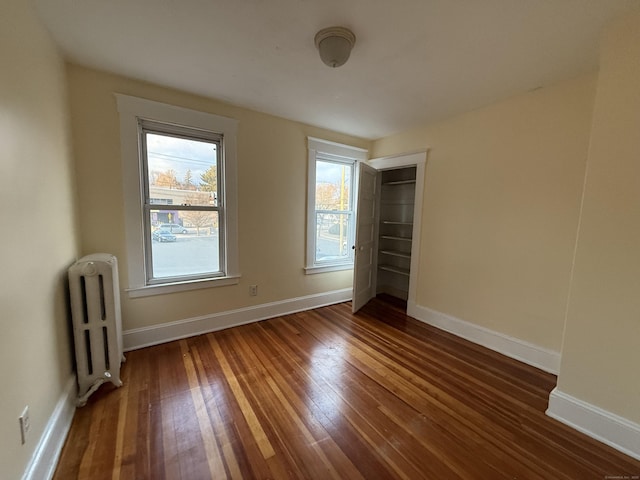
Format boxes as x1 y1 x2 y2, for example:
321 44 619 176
315 160 351 211
145 131 222 281
149 211 220 279
146 133 218 207
315 212 352 263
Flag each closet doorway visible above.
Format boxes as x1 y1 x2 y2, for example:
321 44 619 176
352 151 427 313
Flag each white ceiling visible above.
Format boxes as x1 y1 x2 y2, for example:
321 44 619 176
34 0 639 140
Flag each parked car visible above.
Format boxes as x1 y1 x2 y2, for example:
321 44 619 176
152 230 177 242
328 223 341 234
155 223 188 234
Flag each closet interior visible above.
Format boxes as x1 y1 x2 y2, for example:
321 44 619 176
376 166 417 301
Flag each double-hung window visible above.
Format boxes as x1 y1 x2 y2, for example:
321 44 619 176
141 120 223 283
117 95 239 296
306 137 368 274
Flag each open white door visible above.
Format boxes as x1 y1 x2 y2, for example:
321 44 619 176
352 162 378 312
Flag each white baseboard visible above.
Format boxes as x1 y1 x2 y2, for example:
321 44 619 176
22 375 77 480
546 388 640 461
123 288 352 351
407 302 561 374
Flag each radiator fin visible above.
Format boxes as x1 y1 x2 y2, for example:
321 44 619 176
99 274 106 320
80 276 89 324
102 326 110 370
84 330 93 375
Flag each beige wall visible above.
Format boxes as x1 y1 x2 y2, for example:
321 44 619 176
556 12 640 424
67 65 369 331
3 5 636 476
0 1 79 478
373 74 597 352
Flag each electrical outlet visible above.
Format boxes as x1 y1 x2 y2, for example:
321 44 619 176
249 284 258 296
19 406 30 444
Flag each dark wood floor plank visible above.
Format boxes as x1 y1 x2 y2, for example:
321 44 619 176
318 304 584 478
293 308 555 479
53 296 640 479
256 318 397 479
223 330 326 479
229 326 363 480
267 314 466 479
318 302 626 478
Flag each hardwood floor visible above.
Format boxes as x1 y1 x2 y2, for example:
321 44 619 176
54 296 640 479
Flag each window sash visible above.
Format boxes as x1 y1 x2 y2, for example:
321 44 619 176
138 122 226 284
306 138 367 273
313 156 356 266
314 211 354 265
142 205 225 284
139 121 223 205
312 156 356 267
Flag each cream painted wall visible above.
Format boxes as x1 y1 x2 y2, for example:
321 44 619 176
373 74 597 351
66 65 369 331
0 1 79 479
556 12 640 424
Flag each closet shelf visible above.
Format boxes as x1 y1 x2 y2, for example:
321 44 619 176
381 221 413 226
380 250 411 259
382 179 416 186
380 235 412 242
378 264 410 276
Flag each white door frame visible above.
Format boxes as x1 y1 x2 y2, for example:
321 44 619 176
368 150 428 312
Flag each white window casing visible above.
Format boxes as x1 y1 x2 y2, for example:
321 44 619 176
305 137 368 274
116 94 240 297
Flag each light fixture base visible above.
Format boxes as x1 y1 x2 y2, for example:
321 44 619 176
314 26 356 68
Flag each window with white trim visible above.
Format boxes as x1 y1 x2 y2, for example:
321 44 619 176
306 137 368 274
116 95 239 297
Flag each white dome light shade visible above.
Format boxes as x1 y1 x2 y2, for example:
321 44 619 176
314 27 356 68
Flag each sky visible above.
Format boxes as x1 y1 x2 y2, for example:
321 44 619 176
146 133 216 186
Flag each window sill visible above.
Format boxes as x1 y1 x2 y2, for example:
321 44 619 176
126 275 241 298
304 263 354 275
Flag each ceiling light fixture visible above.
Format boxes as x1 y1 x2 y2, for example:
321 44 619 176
314 26 356 68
